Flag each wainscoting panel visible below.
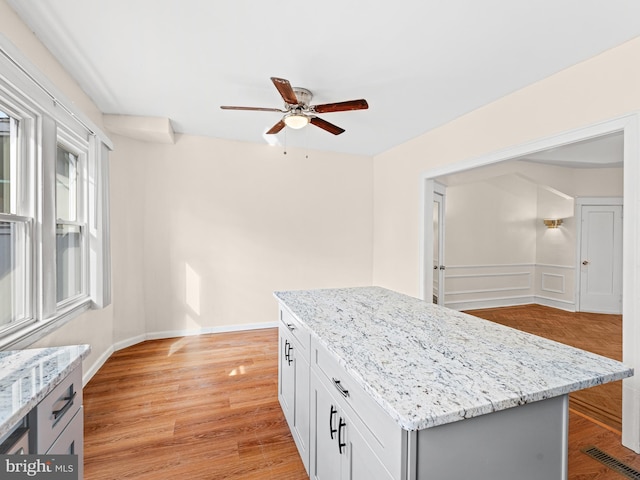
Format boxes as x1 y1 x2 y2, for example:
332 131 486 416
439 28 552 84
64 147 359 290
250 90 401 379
445 264 535 311
445 263 576 311
535 264 575 311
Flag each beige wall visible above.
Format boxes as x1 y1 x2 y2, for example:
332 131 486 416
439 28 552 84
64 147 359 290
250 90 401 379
372 37 640 297
121 134 373 339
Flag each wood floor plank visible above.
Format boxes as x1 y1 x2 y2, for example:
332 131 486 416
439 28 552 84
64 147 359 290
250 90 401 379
83 326 637 479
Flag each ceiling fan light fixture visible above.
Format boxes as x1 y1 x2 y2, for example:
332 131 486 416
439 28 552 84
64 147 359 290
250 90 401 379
284 113 309 129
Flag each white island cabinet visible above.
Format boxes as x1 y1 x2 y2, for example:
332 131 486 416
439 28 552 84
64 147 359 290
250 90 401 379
275 287 633 480
278 305 311 472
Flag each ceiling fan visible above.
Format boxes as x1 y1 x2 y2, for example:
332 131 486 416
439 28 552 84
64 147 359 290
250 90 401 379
220 77 368 136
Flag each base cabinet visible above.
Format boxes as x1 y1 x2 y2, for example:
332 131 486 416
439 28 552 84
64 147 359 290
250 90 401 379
278 307 311 473
310 370 394 480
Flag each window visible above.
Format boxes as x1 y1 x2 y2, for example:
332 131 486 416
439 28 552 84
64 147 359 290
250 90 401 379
0 109 31 335
56 143 85 304
0 41 112 349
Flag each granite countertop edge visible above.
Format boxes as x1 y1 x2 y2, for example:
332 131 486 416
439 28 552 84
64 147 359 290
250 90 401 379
0 344 91 439
274 287 633 431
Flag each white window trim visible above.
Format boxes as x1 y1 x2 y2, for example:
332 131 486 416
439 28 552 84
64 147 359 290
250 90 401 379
0 33 112 350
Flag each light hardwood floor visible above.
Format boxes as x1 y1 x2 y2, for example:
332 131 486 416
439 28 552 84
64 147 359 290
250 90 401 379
84 327 639 479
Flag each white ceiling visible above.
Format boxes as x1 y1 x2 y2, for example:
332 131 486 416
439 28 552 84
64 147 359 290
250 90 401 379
7 0 640 156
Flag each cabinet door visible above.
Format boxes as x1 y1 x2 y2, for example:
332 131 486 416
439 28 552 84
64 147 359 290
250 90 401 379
279 330 296 423
293 352 310 468
346 419 395 480
311 375 343 480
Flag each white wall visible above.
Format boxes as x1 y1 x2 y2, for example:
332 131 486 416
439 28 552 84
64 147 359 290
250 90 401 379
443 174 537 309
438 165 622 310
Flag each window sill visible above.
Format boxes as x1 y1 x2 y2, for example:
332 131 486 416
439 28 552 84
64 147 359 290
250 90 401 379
0 299 92 351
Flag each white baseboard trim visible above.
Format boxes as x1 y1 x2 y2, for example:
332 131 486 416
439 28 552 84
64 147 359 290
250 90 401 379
534 296 576 312
112 333 147 352
82 345 114 387
446 296 535 311
446 295 577 313
83 322 279 385
144 322 279 341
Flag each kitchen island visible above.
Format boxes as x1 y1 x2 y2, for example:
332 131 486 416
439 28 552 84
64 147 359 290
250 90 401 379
274 286 633 480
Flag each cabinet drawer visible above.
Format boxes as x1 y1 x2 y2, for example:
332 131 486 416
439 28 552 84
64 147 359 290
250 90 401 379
47 407 83 480
280 306 310 357
46 406 83 455
312 338 404 478
34 365 82 453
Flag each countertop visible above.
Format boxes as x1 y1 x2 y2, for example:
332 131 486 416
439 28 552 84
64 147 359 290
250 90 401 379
274 286 633 431
0 344 90 439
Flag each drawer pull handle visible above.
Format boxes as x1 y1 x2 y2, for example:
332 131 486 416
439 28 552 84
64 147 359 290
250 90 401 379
329 405 337 439
338 417 347 454
286 323 296 332
332 378 349 398
52 391 77 420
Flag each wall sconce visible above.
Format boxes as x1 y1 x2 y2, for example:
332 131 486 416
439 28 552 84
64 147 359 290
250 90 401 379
543 219 563 229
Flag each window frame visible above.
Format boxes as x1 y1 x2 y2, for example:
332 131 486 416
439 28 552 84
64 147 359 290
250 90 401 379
55 130 89 309
0 93 38 338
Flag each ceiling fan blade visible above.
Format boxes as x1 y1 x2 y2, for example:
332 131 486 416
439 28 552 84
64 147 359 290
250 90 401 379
220 106 285 112
310 116 345 135
313 99 369 114
271 77 299 105
266 120 286 134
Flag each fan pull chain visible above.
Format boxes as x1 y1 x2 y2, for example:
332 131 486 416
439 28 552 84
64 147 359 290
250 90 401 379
305 125 309 159
283 127 288 155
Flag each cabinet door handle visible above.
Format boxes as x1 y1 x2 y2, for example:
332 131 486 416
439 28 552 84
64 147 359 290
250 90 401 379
329 405 337 439
284 340 290 362
52 391 77 420
332 378 349 398
287 344 294 366
286 323 296 332
338 417 347 454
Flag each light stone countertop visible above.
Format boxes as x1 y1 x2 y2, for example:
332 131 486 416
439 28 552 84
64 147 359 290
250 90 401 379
0 344 90 439
274 286 633 431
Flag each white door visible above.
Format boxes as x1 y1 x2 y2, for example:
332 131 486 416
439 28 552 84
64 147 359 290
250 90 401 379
579 204 623 314
433 191 445 305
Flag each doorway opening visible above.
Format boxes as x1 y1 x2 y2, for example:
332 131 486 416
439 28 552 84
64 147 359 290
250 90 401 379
420 113 640 452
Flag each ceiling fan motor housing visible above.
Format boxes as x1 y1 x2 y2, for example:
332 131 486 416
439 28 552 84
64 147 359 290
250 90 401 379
291 87 312 107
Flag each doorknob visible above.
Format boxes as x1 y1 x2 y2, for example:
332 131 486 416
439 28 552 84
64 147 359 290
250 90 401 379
582 260 590 266
439 265 446 270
